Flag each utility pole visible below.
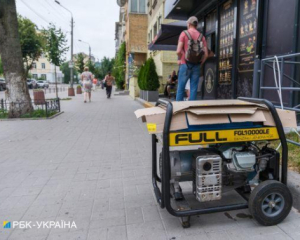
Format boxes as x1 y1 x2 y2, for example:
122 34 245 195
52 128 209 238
70 17 74 88
55 0 75 96
89 45 91 62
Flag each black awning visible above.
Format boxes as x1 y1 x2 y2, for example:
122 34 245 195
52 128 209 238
148 21 204 51
165 0 219 20
148 21 187 51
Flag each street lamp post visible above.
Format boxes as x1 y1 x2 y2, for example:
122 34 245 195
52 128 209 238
55 0 75 96
78 40 91 62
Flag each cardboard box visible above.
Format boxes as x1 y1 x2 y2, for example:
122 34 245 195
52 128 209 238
134 100 297 134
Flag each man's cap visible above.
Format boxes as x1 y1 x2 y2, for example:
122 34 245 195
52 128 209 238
187 16 198 27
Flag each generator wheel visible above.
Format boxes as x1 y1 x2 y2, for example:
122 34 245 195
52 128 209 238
249 180 293 226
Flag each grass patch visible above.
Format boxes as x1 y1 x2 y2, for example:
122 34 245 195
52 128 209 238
268 132 300 172
0 110 8 119
0 109 57 119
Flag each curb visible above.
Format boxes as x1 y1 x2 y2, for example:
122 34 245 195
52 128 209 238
135 98 154 108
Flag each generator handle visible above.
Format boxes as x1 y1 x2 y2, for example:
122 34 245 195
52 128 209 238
155 98 172 107
238 97 288 185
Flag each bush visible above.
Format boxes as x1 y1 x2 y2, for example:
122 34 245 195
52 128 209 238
113 42 126 90
138 64 145 90
143 58 160 91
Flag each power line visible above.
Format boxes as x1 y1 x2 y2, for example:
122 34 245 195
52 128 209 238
44 0 70 25
45 0 71 23
19 0 51 25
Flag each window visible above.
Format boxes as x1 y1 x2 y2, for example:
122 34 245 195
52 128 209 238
139 0 146 13
32 63 36 69
32 74 38 79
41 63 46 69
153 22 158 37
158 16 162 31
130 0 146 13
41 74 47 80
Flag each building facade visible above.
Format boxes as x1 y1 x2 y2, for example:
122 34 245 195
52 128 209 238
115 4 126 54
30 55 63 83
116 0 148 89
147 0 178 92
73 52 96 65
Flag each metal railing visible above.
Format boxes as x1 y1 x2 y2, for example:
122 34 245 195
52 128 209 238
253 52 300 113
0 98 60 118
253 52 300 147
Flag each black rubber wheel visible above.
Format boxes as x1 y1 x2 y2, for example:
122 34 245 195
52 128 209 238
249 180 293 226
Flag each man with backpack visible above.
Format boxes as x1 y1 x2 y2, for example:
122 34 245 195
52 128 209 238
176 16 208 101
104 71 114 99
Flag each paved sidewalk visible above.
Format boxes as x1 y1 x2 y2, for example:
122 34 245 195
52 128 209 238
0 89 300 240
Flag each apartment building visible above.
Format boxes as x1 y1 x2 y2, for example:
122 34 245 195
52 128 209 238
147 0 178 92
116 0 148 89
29 54 63 83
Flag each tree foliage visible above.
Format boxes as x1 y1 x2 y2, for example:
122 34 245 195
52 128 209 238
75 53 85 73
138 58 160 91
137 64 145 90
87 60 96 74
18 15 44 76
42 23 68 67
113 42 126 89
60 62 78 84
95 57 115 80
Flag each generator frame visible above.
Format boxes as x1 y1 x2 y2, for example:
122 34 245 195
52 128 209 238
151 97 288 226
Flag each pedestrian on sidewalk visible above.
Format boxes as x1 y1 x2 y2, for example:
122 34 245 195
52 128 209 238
81 67 93 103
176 16 208 101
104 71 114 99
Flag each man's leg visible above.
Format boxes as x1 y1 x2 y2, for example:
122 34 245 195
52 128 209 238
108 86 112 98
189 65 201 101
89 92 91 102
176 64 189 101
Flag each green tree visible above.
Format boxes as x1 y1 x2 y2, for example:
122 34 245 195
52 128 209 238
95 57 115 80
75 53 85 73
60 62 78 84
18 15 44 77
137 64 145 90
113 42 126 89
87 60 96 74
144 58 160 91
0 0 33 117
42 23 68 98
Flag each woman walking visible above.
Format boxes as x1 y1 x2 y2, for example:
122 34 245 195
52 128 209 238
81 67 93 103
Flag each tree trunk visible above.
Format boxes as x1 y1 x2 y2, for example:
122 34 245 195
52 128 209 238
0 0 33 118
55 66 58 99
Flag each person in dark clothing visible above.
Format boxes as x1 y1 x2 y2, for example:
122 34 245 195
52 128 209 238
104 72 114 99
166 70 178 98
